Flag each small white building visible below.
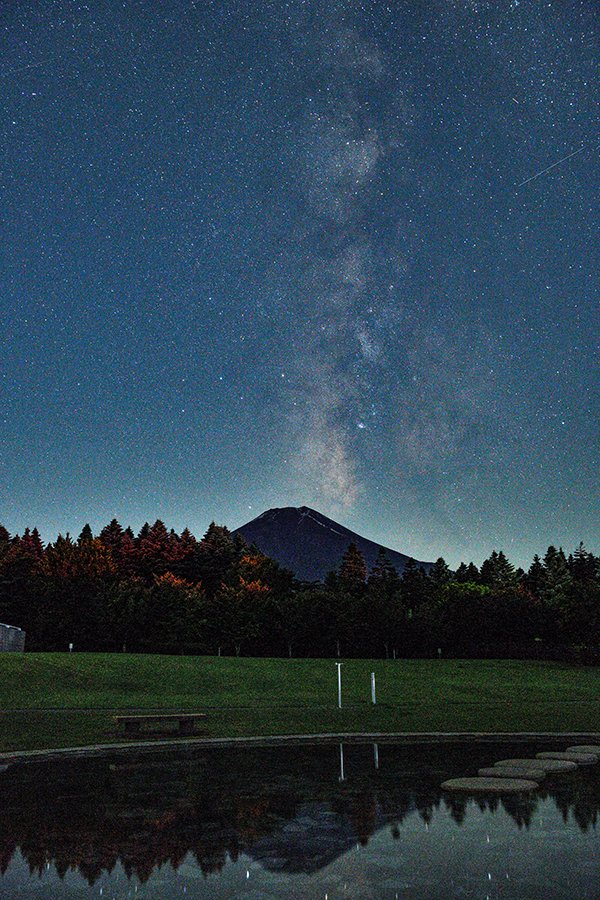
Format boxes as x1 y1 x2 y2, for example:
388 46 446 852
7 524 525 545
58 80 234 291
0 623 25 652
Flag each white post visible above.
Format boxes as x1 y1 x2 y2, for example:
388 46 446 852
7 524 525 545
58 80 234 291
371 672 376 704
336 662 342 708
373 742 379 770
339 743 345 781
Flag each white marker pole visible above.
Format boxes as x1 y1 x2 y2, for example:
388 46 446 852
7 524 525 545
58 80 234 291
336 662 342 709
371 672 376 704
339 743 345 781
373 742 379 770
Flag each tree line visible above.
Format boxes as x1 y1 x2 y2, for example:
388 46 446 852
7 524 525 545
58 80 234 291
0 519 598 660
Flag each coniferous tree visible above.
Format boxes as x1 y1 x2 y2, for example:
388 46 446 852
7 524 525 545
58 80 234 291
135 519 182 580
17 527 45 559
400 558 430 655
455 562 468 582
171 527 199 581
136 521 151 545
429 557 452 587
480 550 517 588
40 534 116 650
77 524 94 544
369 547 398 584
99 519 125 551
541 546 572 605
560 579 600 651
331 543 368 654
454 561 480 584
135 573 206 653
119 529 138 577
525 554 546 599
210 576 269 656
437 581 491 656
301 586 340 657
238 549 294 597
401 558 429 611
0 532 44 637
275 588 307 657
107 577 150 652
366 548 403 657
0 525 11 549
194 523 239 597
338 543 367 592
0 525 10 572
569 543 598 582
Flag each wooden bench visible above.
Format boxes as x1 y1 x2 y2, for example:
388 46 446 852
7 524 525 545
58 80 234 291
114 713 208 737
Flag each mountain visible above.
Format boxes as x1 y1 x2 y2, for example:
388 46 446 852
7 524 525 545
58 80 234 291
232 506 433 582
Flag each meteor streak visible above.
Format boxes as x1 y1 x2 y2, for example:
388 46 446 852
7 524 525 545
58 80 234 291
0 59 50 78
517 143 594 188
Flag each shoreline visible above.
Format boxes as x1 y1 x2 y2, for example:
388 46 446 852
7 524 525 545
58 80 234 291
2 730 599 768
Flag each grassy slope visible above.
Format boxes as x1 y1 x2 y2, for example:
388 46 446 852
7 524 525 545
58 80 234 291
0 653 598 752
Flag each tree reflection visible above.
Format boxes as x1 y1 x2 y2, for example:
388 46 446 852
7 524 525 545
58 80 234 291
0 742 597 887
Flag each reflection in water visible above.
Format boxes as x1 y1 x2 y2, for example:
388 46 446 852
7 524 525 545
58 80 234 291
0 741 598 897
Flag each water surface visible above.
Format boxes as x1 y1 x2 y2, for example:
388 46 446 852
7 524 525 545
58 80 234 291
0 740 598 898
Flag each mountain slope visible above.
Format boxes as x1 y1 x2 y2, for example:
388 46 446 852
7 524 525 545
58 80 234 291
232 506 432 582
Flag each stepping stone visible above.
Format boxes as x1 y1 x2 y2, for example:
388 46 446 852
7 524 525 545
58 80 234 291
495 758 578 773
479 766 545 781
566 745 600 754
441 777 538 794
536 751 598 765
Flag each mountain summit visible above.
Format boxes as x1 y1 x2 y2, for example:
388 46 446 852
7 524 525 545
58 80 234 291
232 506 432 582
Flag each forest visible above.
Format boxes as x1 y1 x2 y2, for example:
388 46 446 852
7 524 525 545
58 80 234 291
0 520 598 660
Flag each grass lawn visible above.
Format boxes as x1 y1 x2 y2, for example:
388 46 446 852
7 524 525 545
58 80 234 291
0 653 598 752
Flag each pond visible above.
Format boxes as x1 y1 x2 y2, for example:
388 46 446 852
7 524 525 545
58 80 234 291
0 739 598 898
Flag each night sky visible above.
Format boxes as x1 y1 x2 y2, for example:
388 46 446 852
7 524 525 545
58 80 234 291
1 0 597 568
